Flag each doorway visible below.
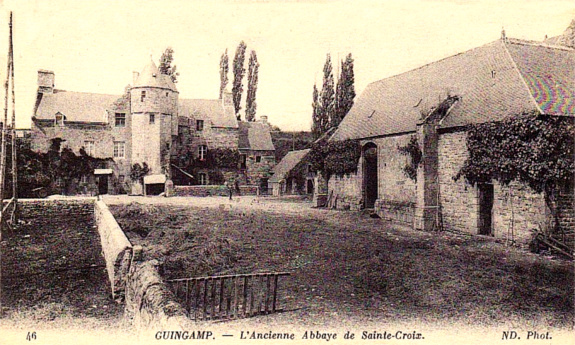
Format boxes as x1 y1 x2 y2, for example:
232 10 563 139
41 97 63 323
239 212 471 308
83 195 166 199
98 175 108 195
362 143 378 209
307 179 314 194
478 183 494 235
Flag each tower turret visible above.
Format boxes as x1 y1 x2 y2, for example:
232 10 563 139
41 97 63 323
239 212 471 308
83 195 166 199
130 59 179 175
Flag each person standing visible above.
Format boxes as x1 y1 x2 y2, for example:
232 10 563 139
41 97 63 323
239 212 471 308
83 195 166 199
226 179 233 200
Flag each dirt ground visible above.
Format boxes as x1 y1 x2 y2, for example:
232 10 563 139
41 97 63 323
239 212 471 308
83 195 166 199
107 195 574 331
0 204 123 331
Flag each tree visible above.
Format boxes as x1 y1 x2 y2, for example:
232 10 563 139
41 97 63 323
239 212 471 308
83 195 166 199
311 84 322 139
232 41 247 119
319 54 335 134
159 47 179 83
219 49 229 99
334 53 355 127
245 50 259 122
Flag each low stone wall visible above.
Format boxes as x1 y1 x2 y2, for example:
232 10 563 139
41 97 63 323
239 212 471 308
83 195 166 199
124 251 188 330
94 200 133 300
375 199 415 225
173 185 259 197
18 198 95 227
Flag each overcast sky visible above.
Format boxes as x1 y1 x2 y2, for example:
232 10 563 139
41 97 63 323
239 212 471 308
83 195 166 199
0 0 573 131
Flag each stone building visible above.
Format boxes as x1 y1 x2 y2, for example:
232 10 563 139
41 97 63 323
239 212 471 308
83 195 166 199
269 148 312 196
327 33 574 245
31 60 274 195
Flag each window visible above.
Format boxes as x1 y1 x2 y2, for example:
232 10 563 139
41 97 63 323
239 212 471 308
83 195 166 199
115 113 126 127
198 145 207 160
113 141 125 158
55 112 65 126
255 155 262 163
166 92 169 97
119 175 125 184
84 140 95 156
140 91 146 102
198 173 207 185
80 175 88 184
239 154 247 169
149 114 155 124
196 120 204 131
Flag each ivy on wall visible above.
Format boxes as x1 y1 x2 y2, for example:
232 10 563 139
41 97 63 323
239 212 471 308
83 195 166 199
397 135 422 182
172 147 241 185
308 139 361 178
455 113 574 232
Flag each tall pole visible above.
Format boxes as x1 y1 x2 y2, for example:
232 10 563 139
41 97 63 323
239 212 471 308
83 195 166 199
10 12 17 224
0 12 13 318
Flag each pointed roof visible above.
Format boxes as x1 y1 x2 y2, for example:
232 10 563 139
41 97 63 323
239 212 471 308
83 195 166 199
133 59 177 92
269 149 311 183
238 121 275 151
331 38 574 141
178 98 238 128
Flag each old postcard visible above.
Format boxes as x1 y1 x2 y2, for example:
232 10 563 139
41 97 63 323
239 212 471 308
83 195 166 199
0 1 573 344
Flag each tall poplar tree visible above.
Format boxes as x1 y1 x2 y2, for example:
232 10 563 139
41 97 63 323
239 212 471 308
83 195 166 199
232 41 247 119
311 84 322 139
219 49 229 99
320 54 335 133
334 53 355 127
159 47 179 83
245 50 259 122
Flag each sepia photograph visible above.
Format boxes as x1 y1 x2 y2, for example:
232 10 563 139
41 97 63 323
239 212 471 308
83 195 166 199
0 1 573 344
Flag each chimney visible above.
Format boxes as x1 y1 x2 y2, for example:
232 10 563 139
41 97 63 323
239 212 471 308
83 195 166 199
133 71 140 85
222 89 233 107
259 115 268 124
37 70 54 94
501 27 507 42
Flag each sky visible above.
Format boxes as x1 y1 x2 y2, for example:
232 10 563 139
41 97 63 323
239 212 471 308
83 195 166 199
0 0 573 131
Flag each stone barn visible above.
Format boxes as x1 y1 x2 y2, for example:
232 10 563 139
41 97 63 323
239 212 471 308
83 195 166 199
327 33 574 245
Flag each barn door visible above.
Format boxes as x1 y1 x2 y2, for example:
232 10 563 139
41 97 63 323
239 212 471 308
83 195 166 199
363 143 378 209
478 183 494 235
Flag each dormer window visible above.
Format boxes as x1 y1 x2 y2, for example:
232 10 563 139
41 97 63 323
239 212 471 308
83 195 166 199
54 112 65 126
141 91 146 102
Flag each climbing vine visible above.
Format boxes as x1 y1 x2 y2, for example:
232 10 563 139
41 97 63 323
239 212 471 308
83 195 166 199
397 135 422 182
308 139 361 178
456 113 574 232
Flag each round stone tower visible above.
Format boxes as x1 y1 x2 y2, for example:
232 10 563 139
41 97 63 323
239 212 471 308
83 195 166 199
130 60 179 175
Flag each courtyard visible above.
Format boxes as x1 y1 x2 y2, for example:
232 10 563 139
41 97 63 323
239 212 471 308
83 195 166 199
105 195 574 330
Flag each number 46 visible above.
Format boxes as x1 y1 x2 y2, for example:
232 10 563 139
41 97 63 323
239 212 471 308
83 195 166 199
26 332 37 341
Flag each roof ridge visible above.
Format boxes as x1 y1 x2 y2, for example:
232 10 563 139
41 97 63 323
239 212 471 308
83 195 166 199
506 37 574 51
500 39 544 115
53 89 120 97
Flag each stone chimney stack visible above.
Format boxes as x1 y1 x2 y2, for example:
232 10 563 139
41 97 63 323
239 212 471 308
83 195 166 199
260 115 268 124
37 70 55 94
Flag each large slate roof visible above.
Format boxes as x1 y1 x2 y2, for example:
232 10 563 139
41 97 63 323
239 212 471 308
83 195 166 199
331 38 574 141
34 90 118 123
178 98 238 129
269 149 310 183
238 121 275 151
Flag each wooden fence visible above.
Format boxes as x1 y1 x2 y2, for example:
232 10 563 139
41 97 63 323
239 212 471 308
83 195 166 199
168 272 290 321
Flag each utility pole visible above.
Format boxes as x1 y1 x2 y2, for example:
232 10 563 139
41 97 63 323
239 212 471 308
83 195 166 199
0 12 15 318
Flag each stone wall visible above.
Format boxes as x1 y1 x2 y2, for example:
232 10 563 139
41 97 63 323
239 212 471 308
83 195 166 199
173 185 259 197
326 134 416 214
124 255 188 330
243 150 275 186
18 198 95 226
438 130 479 233
438 130 553 245
94 200 133 300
